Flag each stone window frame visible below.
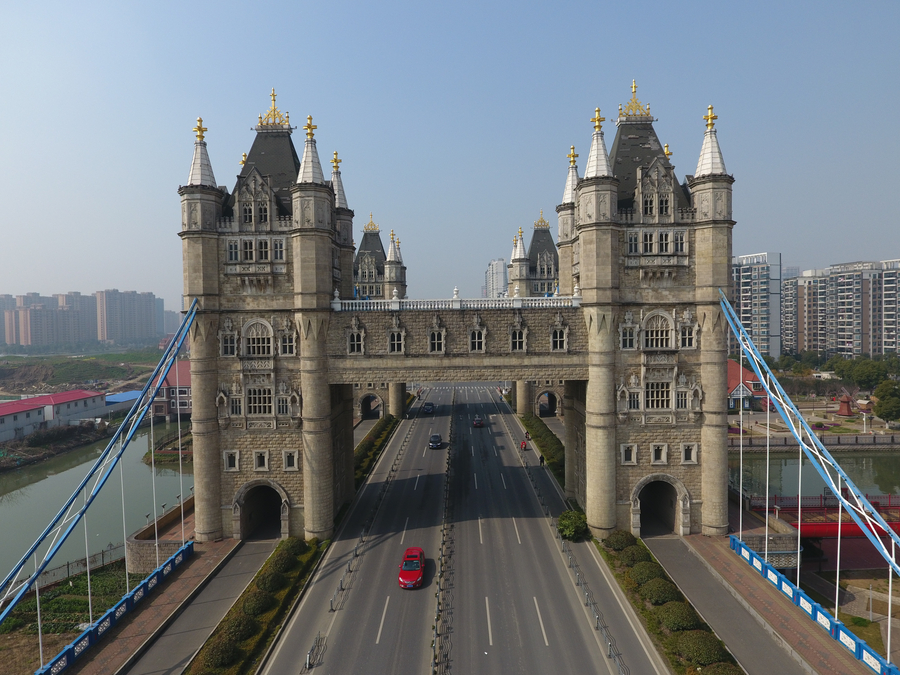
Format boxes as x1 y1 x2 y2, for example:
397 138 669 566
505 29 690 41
258 204 269 224
627 231 639 255
273 238 285 261
658 230 670 254
227 240 240 262
280 332 295 355
223 450 240 472
659 194 671 216
510 329 526 352
642 194 654 216
253 450 270 472
681 443 699 465
242 204 252 224
470 329 485 352
429 314 446 355
347 316 366 356
677 309 699 351
246 387 273 415
389 330 405 354
620 443 638 466
283 449 299 471
243 319 274 356
257 238 270 261
628 391 641 410
221 333 236 357
673 230 687 254
642 231 654 254
276 396 289 416
641 311 674 350
230 396 242 416
242 239 255 261
676 389 688 410
650 443 668 465
551 327 568 351
645 381 671 410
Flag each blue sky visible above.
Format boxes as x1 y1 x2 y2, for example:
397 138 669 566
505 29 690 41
1 1 898 308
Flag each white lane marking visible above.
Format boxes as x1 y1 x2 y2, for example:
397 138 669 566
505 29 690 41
414 474 420 490
533 597 549 646
376 596 390 644
493 445 497 456
474 473 478 489
501 474 507 489
485 596 493 646
478 516 483 544
423 444 428 457
512 517 521 544
400 517 409 545
471 445 474 456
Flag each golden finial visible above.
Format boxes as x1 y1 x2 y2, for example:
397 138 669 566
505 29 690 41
534 209 549 229
567 145 578 166
390 229 395 241
239 152 247 166
518 226 524 239
396 237 400 248
258 89 290 127
364 212 379 232
621 79 651 118
192 117 207 142
331 151 342 171
304 115 317 139
591 108 605 132
663 144 672 159
703 105 718 130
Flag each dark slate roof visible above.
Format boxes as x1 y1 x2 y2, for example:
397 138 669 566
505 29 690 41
608 121 690 211
527 228 558 269
354 231 387 274
235 130 301 215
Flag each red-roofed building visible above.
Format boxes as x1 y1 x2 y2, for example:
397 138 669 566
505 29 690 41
727 359 767 410
0 390 106 442
151 360 191 421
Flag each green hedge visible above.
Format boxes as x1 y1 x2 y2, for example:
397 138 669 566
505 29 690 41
557 510 588 540
354 414 398 488
187 537 324 675
519 412 565 486
595 533 743 674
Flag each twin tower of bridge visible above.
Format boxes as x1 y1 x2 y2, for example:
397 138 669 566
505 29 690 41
178 84 735 543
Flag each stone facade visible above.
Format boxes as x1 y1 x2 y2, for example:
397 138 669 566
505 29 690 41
179 86 733 543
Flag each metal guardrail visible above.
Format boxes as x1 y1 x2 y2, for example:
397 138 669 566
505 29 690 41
432 388 455 674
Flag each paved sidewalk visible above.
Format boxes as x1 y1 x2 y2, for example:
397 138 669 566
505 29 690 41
67 537 240 675
685 533 870 675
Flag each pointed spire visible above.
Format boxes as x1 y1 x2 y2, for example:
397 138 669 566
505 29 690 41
694 105 727 176
584 108 612 178
395 237 403 264
331 151 348 208
562 145 580 203
187 117 217 187
297 115 325 184
510 235 519 263
514 227 527 260
386 229 399 262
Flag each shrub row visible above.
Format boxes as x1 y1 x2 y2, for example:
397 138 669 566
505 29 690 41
354 414 398 488
600 532 743 674
190 537 323 674
520 412 565 486
557 510 588 540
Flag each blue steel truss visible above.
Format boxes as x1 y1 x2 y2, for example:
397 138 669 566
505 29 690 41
0 300 197 625
720 289 900 576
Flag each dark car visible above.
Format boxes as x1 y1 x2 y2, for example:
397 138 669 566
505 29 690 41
429 433 442 448
398 547 425 589
422 401 435 414
473 415 484 428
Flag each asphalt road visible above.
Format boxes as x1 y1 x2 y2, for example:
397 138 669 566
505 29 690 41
262 383 667 675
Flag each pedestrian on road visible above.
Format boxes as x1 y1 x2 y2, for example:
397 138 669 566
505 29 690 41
539 455 545 467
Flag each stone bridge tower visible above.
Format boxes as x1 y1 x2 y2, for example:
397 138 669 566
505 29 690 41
559 84 733 537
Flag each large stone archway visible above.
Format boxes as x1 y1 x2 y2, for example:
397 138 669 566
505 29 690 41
630 473 692 537
232 478 291 540
357 391 385 419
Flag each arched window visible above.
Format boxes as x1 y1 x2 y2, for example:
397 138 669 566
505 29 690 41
643 315 671 349
243 321 273 356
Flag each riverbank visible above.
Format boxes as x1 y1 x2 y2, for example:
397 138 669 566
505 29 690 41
0 426 112 473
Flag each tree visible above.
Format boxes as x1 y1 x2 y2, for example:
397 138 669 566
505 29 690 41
873 381 900 423
849 359 888 390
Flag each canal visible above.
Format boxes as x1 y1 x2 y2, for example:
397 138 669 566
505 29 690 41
730 450 900 498
0 425 193 579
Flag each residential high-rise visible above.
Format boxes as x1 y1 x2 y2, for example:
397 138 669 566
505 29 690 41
55 292 98 343
731 252 781 357
484 258 507 298
95 289 160 344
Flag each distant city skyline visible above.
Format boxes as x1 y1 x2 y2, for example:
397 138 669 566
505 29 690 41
1 2 897 306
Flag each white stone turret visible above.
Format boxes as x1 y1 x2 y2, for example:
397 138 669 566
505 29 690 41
297 116 326 184
187 117 217 187
330 151 355 298
509 235 519 264
694 106 727 176
583 109 612 179
562 145 580 204
332 151 348 208
507 227 531 296
383 230 407 299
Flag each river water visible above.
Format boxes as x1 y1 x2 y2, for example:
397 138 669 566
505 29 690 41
729 450 900 498
0 425 193 579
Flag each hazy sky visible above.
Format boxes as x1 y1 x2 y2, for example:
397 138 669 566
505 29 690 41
1 1 898 308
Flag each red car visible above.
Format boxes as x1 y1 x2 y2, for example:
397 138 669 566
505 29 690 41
473 415 484 428
398 547 425 589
